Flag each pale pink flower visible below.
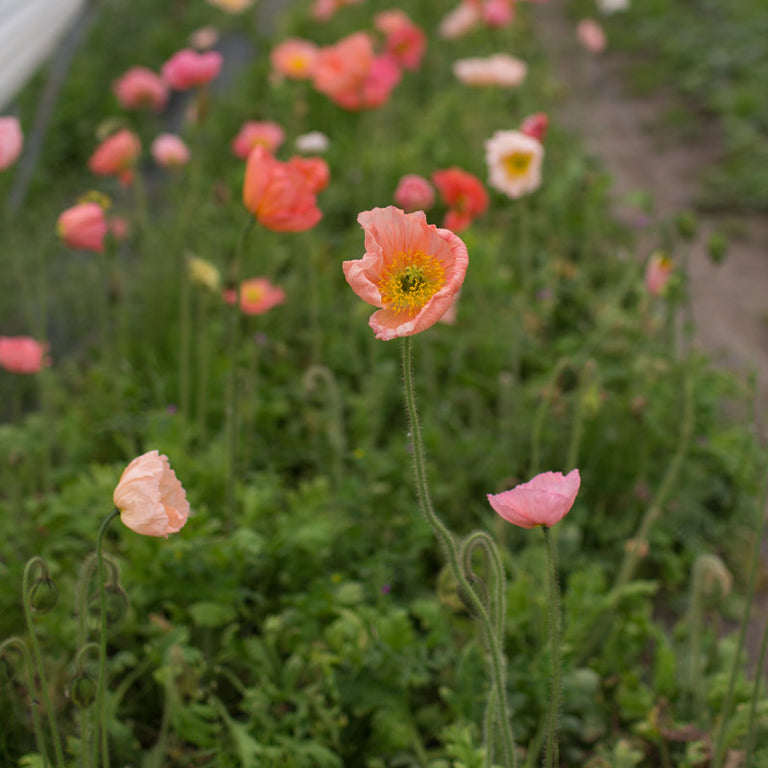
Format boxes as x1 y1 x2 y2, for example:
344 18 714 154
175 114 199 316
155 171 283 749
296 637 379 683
162 49 223 90
488 470 581 529
231 120 285 159
394 174 435 212
295 131 330 154
189 26 221 51
88 129 142 186
520 112 549 143
271 38 318 80
0 116 23 170
238 277 286 315
439 3 481 39
577 19 607 53
645 252 674 296
57 202 108 252
0 337 49 374
113 67 168 111
113 450 189 537
151 134 190 168
343 206 469 340
485 129 544 199
453 54 527 87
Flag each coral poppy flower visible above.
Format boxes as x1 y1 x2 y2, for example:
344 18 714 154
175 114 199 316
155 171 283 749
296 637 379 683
162 49 223 90
0 116 24 170
453 54 527 88
343 206 469 340
394 174 435 212
151 134 190 168
520 112 549 143
375 10 427 71
243 145 322 232
286 156 330 193
57 202 108 252
488 470 581 529
645 251 674 296
113 450 189 537
88 129 141 186
113 67 168 111
485 129 544 199
271 38 318 79
231 120 285 159
312 32 374 102
237 277 286 314
432 168 489 232
0 336 49 374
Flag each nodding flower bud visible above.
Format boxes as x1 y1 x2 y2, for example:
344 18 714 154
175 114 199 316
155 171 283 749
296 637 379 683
70 674 97 708
675 211 698 241
89 583 129 632
29 578 59 614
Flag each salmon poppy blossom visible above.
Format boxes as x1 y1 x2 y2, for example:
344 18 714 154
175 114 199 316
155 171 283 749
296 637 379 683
0 116 23 170
113 67 168 111
88 129 141 186
374 10 427 71
271 38 318 79
113 450 189 537
286 156 330 193
485 129 544 199
162 49 223 90
57 202 108 252
237 277 286 315
432 167 489 232
343 206 469 340
243 145 322 232
488 470 581 529
0 337 49 374
231 120 285 159
645 251 674 296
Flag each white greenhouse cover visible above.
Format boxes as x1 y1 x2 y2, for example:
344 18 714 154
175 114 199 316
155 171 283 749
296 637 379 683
0 0 85 111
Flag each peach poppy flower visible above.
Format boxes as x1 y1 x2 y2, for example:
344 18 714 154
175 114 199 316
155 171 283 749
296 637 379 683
57 202 108 252
237 277 286 314
0 337 49 374
286 156 330 193
645 251 674 296
113 450 189 537
312 32 374 102
162 49 223 90
520 112 549 143
112 67 168 111
231 120 285 159
485 129 544 199
0 116 23 170
432 168 489 232
343 206 469 340
271 38 318 80
151 134 190 168
394 174 435 212
243 145 322 232
88 129 141 186
488 470 581 529
577 19 607 53
453 54 527 87
375 10 427 71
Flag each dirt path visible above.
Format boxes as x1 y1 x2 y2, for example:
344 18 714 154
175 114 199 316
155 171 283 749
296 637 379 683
531 2 768 675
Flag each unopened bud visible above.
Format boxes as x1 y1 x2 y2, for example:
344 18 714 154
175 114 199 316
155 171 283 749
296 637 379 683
675 211 698 241
29 578 58 614
70 674 97 708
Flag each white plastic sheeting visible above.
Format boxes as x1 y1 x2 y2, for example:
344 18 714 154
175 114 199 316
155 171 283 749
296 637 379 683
0 0 85 111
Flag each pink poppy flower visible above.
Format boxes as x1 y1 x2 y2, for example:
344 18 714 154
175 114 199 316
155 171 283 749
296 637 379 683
231 120 285 159
113 67 168 111
162 49 223 90
57 202 108 252
271 38 318 80
453 54 527 87
113 450 189 537
482 0 515 27
312 32 374 102
343 206 469 340
243 145 322 232
432 167 489 232
151 134 190 168
375 10 427 71
394 174 435 212
238 277 286 314
645 252 674 296
439 3 481 39
577 19 607 53
0 336 49 374
0 116 24 170
520 112 549 143
286 156 330 193
488 470 581 529
88 129 141 186
485 129 544 199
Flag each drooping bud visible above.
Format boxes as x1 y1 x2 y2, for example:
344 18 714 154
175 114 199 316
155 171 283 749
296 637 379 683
70 674 97 708
29 578 59 614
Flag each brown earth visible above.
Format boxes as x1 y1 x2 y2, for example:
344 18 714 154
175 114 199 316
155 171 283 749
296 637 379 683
531 2 768 674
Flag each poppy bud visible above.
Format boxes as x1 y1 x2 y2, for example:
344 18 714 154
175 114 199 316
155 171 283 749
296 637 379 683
29 578 58 614
70 674 97 708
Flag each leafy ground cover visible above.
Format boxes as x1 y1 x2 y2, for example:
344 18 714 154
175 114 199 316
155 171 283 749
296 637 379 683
1 0 768 766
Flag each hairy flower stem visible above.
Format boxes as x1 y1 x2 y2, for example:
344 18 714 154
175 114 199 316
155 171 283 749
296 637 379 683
712 460 768 768
23 557 65 768
745 612 768 765
401 337 516 768
0 637 51 767
225 217 256 532
94 509 119 768
542 527 561 768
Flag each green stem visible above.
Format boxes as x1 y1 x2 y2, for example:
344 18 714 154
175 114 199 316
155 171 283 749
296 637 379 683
542 527 561 768
94 509 120 768
744 612 768 765
195 290 211 443
401 336 516 768
23 557 66 768
0 637 51 767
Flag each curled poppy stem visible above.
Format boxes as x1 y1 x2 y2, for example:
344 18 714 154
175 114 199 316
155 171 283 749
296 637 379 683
401 336 516 768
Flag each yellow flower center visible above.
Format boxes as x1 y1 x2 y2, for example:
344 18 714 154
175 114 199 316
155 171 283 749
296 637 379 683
502 151 533 178
377 251 446 313
242 284 264 304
